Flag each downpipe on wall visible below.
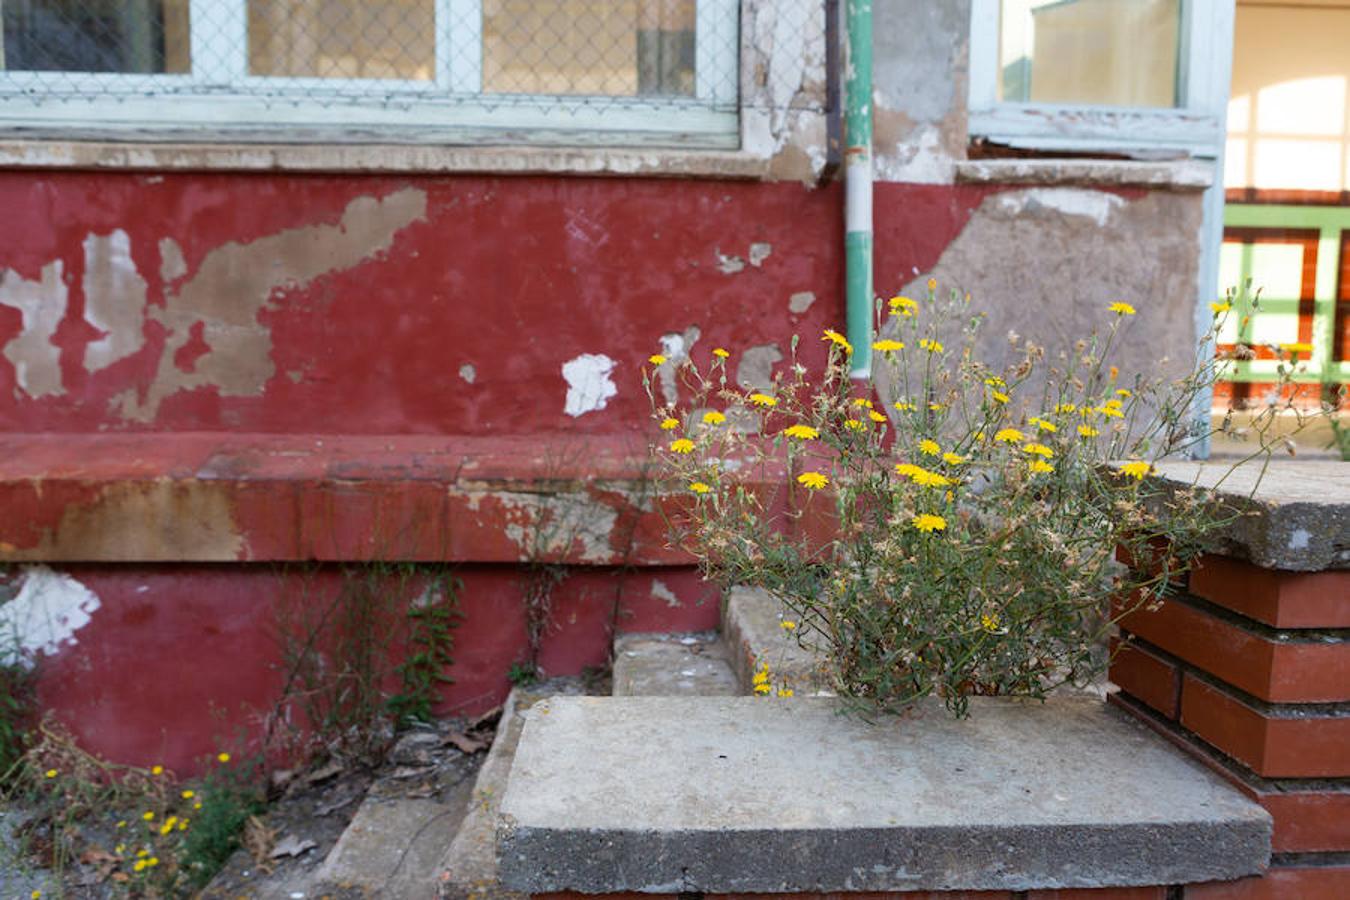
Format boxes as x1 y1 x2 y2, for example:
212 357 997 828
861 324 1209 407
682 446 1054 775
844 0 874 380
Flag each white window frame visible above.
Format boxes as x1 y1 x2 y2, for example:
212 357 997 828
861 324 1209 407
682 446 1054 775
0 0 742 148
967 0 1231 156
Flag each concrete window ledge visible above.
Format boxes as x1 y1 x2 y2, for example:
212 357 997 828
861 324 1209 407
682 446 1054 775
497 695 1271 894
954 158 1214 192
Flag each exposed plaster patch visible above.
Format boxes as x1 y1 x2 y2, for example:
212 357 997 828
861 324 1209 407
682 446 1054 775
995 188 1124 228
736 343 783 392
748 243 773 268
116 188 427 422
0 566 100 667
158 237 187 283
494 491 619 564
650 579 681 608
873 120 957 185
562 353 617 417
716 251 746 275
788 291 817 314
655 326 701 405
459 363 477 385
82 229 148 373
0 261 68 398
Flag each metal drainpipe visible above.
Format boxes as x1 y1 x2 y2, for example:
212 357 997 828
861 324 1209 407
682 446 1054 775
844 0 874 379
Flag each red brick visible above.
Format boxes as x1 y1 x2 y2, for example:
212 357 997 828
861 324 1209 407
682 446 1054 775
1110 638 1182 718
1191 555 1350 629
1118 596 1350 703
1184 864 1350 899
1181 674 1350 777
1028 889 1166 900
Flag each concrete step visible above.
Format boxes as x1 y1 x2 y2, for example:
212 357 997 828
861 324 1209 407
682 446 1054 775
721 585 834 695
611 631 739 696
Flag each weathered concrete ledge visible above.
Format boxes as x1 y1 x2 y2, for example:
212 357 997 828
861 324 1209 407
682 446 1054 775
954 158 1213 191
497 696 1270 893
1154 460 1349 571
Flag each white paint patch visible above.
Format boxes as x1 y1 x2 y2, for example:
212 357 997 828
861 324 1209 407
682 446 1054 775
1289 528 1311 550
997 188 1124 227
0 260 68 398
789 291 817 314
562 353 617 417
459 363 477 384
748 243 773 268
83 229 149 372
650 579 681 608
716 251 746 275
0 566 101 668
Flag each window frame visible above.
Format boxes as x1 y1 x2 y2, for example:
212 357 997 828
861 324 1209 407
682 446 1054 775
0 0 742 148
967 0 1232 156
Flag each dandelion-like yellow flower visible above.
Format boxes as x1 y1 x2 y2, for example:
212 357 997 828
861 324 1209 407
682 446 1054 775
712 347 730 358
1116 388 1133 398
872 339 905 352
942 452 967 465
781 620 797 632
1119 461 1154 480
133 860 147 873
659 417 680 430
994 428 1023 443
159 822 173 836
217 752 230 764
181 790 195 799
1022 442 1053 458
868 410 887 423
980 613 1001 633
985 376 1006 388
919 338 944 353
822 329 853 354
1055 403 1077 414
749 393 777 407
889 295 918 312
32 891 41 899
843 419 867 431
918 439 941 456
797 471 829 490
44 769 56 779
929 402 946 411
1028 460 1055 474
894 401 914 412
151 765 163 776
669 438 695 454
990 390 1010 404
853 397 873 408
911 513 947 533
753 682 772 695
1078 425 1100 438
1028 417 1057 433
926 277 938 291
777 688 795 698
689 481 712 494
116 820 126 829
1280 342 1313 355
1108 302 1137 316
784 424 819 440
193 802 202 810
648 354 667 366
1210 301 1232 314
142 811 154 821
148 857 159 868
702 410 726 425
1098 406 1124 419
896 464 951 488
1104 398 1123 410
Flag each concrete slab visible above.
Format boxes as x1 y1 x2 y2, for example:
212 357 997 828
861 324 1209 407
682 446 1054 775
497 695 1271 893
1154 460 1349 571
721 585 833 694
612 632 739 696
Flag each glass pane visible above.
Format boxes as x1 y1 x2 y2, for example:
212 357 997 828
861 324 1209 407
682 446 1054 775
483 0 697 97
1246 243 1305 347
248 0 434 80
1 0 190 74
999 0 1182 107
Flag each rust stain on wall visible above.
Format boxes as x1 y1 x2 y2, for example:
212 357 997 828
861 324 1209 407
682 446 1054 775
114 187 428 422
0 261 68 399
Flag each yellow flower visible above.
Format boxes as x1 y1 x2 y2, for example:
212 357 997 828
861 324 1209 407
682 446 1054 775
994 428 1023 443
1110 366 1119 381
1098 406 1124 419
752 665 769 685
919 338 944 353
151 765 163 776
889 295 917 312
137 849 149 857
868 410 887 423
648 354 667 366
659 417 680 430
133 860 147 873
217 752 230 764
159 822 172 835
797 471 829 490
852 397 873 408
843 419 867 431
1028 417 1057 433
702 410 726 425
142 811 154 821
911 513 947 533
669 438 695 454
749 393 777 407
896 464 951 488
1280 342 1313 355
822 329 853 354
894 401 914 412
181 790 195 799
1054 403 1077 414
990 390 1010 404
1119 461 1154 480
1115 389 1133 398
781 620 797 631
753 682 772 695
689 481 712 494
148 857 159 868
1104 398 1123 410
116 820 127 829
980 613 1001 633
712 347 730 358
193 802 202 810
926 277 937 291
1108 302 1137 316
1078 425 1100 438
777 688 795 698
1210 301 1232 314
44 769 57 779
984 376 1006 388
928 402 946 411
1022 442 1053 458
178 819 188 831
872 339 905 352
31 891 40 899
918 439 941 456
942 452 967 465
784 424 819 440
1028 460 1055 474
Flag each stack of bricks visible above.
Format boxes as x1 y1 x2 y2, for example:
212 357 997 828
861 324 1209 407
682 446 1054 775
1111 463 1350 899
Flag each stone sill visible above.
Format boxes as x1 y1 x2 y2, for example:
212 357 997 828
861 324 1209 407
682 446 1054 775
496 695 1271 893
955 158 1213 191
0 139 770 180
